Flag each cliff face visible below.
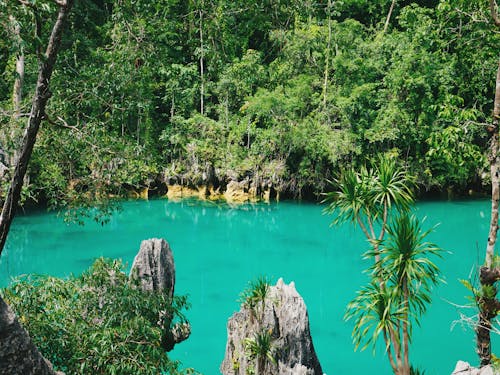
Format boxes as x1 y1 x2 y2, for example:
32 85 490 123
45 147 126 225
221 278 323 375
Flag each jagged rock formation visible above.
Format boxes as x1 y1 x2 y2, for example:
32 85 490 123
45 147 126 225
221 278 323 375
129 238 190 350
452 361 496 375
129 238 176 298
0 296 63 375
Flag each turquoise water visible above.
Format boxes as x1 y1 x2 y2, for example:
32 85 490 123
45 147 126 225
0 199 494 374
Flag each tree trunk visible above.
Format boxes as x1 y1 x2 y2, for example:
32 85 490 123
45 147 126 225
199 6 205 116
383 0 397 33
322 0 332 111
10 16 24 120
485 58 500 268
0 0 74 254
402 282 410 375
477 267 500 366
476 57 500 368
491 0 500 27
0 1 74 373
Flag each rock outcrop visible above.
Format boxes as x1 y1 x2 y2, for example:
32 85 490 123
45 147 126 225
129 238 190 350
451 361 496 375
221 278 323 375
0 296 63 375
129 238 175 298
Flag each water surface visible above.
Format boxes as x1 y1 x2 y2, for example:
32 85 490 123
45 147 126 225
0 199 492 374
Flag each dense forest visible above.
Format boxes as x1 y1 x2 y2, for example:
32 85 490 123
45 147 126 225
0 0 497 210
2 1 500 374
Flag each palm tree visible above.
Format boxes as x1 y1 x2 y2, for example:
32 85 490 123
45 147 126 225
324 154 414 263
346 213 441 375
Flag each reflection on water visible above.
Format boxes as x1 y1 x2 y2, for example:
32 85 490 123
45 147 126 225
0 198 492 375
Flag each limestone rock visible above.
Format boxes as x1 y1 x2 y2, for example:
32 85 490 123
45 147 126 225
129 238 175 298
221 278 323 375
451 361 496 375
129 238 191 351
224 180 252 203
0 296 63 375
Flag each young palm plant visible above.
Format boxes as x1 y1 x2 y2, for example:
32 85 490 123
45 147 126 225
346 214 441 375
324 154 414 263
244 329 276 375
239 276 270 324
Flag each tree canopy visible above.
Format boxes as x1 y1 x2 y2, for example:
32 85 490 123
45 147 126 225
0 0 496 207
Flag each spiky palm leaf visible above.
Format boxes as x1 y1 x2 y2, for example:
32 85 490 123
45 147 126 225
378 213 442 318
345 281 407 353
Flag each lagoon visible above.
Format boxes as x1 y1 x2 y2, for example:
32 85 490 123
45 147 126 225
0 199 493 374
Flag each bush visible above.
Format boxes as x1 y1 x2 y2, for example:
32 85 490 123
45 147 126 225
1 258 191 375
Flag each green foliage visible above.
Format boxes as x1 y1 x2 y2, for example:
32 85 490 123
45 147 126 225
425 126 484 189
346 213 442 363
1 0 495 206
239 276 270 319
324 154 414 228
243 329 277 371
331 156 442 374
410 366 427 375
1 258 191 375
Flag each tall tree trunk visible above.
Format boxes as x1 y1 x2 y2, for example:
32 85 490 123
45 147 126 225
10 16 24 120
402 282 410 375
486 58 500 269
475 4 500 366
0 2 74 371
383 0 397 33
0 0 74 253
322 0 332 113
199 5 205 116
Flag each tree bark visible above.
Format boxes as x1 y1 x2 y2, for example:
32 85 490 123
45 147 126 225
322 0 332 111
476 52 500 367
199 3 205 116
486 59 500 268
491 0 500 27
383 0 397 33
0 0 74 255
10 15 24 120
402 282 410 375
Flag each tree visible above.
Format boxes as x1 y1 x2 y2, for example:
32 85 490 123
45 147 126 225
472 0 500 367
326 156 441 375
345 214 441 375
325 155 414 262
0 0 75 372
2 258 190 374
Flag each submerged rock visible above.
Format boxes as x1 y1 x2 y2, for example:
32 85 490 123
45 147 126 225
129 238 190 350
129 238 175 298
221 278 323 375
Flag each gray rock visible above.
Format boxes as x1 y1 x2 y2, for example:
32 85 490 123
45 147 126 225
0 296 63 375
451 361 497 375
129 238 190 350
221 278 323 375
129 238 175 298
